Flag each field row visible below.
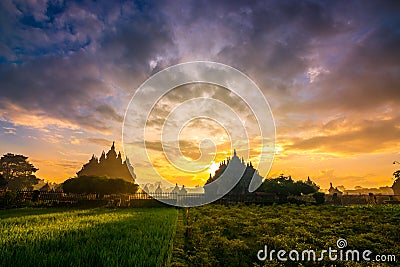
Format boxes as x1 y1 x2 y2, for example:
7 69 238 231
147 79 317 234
1 205 399 266
171 204 400 267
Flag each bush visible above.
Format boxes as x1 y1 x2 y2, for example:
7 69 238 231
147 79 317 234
313 192 325 204
0 191 21 209
62 176 138 195
257 175 319 203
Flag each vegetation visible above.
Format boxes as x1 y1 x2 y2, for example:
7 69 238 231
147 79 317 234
257 175 319 202
393 170 400 180
312 192 326 204
172 204 400 267
0 153 39 190
0 174 7 189
0 207 178 266
1 204 399 266
62 175 139 195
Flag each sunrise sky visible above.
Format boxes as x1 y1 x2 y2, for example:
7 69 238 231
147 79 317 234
0 0 399 190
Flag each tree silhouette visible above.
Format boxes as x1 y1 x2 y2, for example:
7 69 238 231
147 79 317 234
0 153 39 190
394 170 400 180
257 174 319 202
0 174 7 189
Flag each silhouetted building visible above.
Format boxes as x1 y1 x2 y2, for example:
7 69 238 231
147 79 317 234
205 149 263 195
142 184 149 193
180 185 187 194
172 183 180 194
328 182 343 195
77 142 135 183
155 184 163 194
39 183 53 192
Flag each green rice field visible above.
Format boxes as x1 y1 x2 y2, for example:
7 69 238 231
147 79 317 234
172 204 400 267
0 208 178 267
1 205 399 266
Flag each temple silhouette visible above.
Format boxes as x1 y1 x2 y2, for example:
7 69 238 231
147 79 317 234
77 142 135 182
328 182 343 195
205 149 263 195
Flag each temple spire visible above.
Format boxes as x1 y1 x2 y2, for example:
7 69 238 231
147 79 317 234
111 141 115 150
98 151 106 163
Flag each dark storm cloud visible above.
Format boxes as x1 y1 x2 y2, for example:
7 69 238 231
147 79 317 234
95 105 123 122
0 0 399 151
280 2 399 116
309 10 400 112
160 0 347 89
217 0 341 73
0 53 114 132
0 0 176 133
0 0 94 62
165 0 399 118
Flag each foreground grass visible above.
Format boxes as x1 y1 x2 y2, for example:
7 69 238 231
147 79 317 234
2 204 399 266
172 204 400 267
0 207 178 267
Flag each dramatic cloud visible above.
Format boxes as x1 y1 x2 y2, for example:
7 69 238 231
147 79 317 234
0 0 398 187
86 138 114 148
286 116 400 155
0 0 176 135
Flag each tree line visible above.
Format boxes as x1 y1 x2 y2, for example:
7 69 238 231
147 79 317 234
0 153 138 194
1 153 399 198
